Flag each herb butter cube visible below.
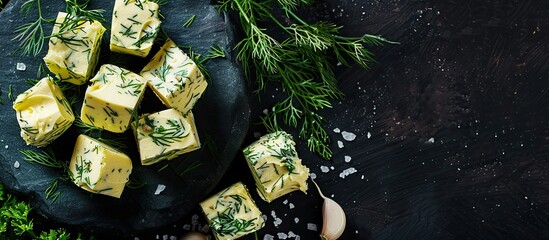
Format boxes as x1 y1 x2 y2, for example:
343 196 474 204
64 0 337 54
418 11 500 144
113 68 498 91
200 182 265 240
140 39 207 115
133 108 200 166
69 134 132 198
12 77 75 147
43 12 106 85
110 0 161 57
81 64 147 133
243 131 310 203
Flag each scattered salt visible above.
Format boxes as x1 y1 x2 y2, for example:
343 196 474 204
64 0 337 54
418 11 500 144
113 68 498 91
295 236 301 240
288 231 296 238
162 235 168 240
294 217 300 223
330 166 335 170
201 224 209 233
134 237 140 240
5 145 8 149
170 236 177 240
277 232 288 239
320 166 330 173
283 199 288 205
16 62 26 71
339 167 358 179
154 184 166 195
426 137 435 144
273 217 283 227
337 141 344 148
263 234 275 240
333 128 341 133
307 223 318 231
14 161 20 169
342 131 356 141
309 172 317 179
183 224 191 230
263 109 269 115
367 132 372 139
271 210 277 218
344 156 352 163
289 203 295 209
361 175 365 180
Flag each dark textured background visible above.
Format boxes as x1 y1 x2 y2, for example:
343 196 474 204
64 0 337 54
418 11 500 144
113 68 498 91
2 0 549 239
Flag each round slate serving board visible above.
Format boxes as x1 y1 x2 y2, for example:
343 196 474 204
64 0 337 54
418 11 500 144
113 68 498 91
0 0 249 235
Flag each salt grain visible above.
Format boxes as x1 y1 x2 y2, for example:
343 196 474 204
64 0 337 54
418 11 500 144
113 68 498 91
154 184 166 195
426 137 435 144
289 203 295 209
263 234 275 240
283 199 288 205
14 161 20 169
294 217 300 223
320 166 330 173
337 141 344 148
307 223 318 231
339 167 358 179
183 224 191 230
367 132 372 139
5 145 8 149
273 217 283 227
277 232 288 239
16 62 26 71
288 231 296 238
162 235 168 240
342 131 356 141
344 156 352 163
309 172 317 179
170 236 177 240
333 128 341 133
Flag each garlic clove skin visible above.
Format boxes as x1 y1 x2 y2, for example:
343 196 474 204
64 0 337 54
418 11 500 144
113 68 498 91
320 197 347 240
312 179 347 240
179 232 209 240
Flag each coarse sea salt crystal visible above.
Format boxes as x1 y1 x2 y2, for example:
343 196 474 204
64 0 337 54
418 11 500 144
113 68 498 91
307 223 318 231
170 236 177 240
16 62 26 71
263 234 275 240
426 137 435 144
333 128 341 133
154 184 166 195
345 156 352 163
283 199 289 205
337 141 344 148
342 131 357 141
367 132 372 139
294 217 300 223
14 161 20 169
289 203 295 209
183 224 191 230
288 231 296 238
274 217 283 227
339 167 358 179
320 166 330 173
278 232 288 239
309 172 317 179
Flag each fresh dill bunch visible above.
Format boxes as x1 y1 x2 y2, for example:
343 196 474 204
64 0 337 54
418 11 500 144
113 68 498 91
220 0 396 159
13 0 105 56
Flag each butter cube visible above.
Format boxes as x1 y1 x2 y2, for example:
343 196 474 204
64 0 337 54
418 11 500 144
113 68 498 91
12 77 75 147
110 0 161 57
242 131 310 202
43 12 106 85
133 108 200 165
200 182 265 240
140 39 207 115
68 134 132 198
80 64 147 133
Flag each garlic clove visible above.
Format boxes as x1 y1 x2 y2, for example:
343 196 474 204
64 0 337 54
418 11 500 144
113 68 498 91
312 179 347 240
179 232 209 240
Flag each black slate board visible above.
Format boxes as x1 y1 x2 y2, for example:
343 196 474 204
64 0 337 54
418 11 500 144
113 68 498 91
0 0 249 235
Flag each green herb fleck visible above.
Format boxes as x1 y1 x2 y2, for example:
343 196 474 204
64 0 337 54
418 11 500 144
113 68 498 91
183 15 196 27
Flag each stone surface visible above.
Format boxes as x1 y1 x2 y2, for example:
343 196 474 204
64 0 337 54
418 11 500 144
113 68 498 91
0 0 249 236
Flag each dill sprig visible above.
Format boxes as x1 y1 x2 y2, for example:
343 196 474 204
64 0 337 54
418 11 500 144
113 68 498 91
183 15 196 28
20 148 66 169
45 178 61 203
13 0 105 56
220 0 395 159
74 116 103 136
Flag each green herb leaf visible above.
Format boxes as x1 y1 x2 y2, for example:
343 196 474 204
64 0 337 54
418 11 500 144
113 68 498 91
183 15 196 28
